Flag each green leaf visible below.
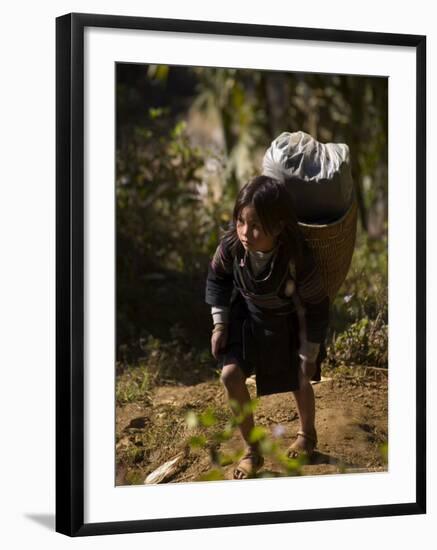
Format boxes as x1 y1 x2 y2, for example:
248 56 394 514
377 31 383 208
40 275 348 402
248 426 267 444
242 398 259 416
199 408 218 427
217 453 234 467
198 469 225 482
188 435 207 449
148 106 165 119
379 442 388 464
212 429 233 444
259 439 275 454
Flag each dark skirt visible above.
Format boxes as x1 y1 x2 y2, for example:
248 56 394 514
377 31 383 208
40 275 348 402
218 293 325 397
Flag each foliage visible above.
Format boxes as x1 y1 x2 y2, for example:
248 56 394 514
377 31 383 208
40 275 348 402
116 364 151 405
326 315 388 368
117 113 209 274
380 442 388 464
191 67 268 190
116 106 229 349
327 227 388 368
117 332 216 392
184 399 308 480
334 227 388 323
116 64 388 368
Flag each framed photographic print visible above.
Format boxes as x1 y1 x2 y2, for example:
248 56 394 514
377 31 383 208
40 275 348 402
56 12 426 536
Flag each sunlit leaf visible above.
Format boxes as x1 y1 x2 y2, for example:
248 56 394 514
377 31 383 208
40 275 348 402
379 442 388 464
249 426 267 444
188 435 207 448
199 409 218 427
198 469 225 482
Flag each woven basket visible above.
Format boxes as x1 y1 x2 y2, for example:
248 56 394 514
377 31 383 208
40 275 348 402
298 198 358 302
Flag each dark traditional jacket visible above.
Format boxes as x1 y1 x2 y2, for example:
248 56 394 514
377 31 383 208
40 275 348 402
205 234 330 345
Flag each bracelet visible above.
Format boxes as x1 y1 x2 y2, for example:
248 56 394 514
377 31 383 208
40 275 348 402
212 323 228 334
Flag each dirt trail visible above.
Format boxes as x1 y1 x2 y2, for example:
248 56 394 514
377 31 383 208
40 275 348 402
116 367 388 484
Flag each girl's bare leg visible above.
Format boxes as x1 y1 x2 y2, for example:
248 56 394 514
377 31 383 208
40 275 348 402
221 363 255 446
290 370 317 454
221 364 262 478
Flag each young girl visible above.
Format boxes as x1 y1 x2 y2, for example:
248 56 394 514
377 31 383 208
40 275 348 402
205 175 330 479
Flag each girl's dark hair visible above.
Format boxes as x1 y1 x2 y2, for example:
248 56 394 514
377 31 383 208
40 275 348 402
223 175 305 265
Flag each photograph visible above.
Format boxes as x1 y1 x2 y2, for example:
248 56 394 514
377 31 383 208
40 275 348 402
1 0 433 546
114 63 389 486
55 12 425 535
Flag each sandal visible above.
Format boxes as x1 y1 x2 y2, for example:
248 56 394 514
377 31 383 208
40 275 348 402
233 448 265 479
287 430 318 459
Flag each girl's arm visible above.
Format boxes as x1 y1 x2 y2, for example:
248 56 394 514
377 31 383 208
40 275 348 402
205 238 235 309
206 239 235 359
211 305 230 324
295 243 330 360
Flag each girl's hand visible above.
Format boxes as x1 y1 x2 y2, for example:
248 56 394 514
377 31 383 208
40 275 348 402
300 357 317 379
211 324 228 359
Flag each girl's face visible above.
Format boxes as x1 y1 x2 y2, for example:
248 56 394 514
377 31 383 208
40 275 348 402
236 205 281 253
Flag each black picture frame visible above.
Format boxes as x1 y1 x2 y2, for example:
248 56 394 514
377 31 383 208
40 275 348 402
56 12 426 537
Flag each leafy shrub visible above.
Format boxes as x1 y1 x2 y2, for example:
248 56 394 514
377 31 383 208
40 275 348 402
331 228 387 332
117 331 216 392
327 314 388 368
327 227 388 368
116 365 150 405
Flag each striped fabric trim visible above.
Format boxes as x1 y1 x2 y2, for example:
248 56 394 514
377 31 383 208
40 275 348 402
297 264 327 304
211 241 233 275
239 289 293 310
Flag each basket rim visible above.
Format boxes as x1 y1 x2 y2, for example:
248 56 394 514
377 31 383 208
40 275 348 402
298 197 357 230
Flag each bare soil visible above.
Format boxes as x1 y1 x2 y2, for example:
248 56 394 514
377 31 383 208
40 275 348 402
116 366 388 484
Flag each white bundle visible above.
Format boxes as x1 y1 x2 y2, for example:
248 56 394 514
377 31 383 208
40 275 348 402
262 131 354 223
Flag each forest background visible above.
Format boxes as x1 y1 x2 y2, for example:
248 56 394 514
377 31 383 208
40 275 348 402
116 64 388 373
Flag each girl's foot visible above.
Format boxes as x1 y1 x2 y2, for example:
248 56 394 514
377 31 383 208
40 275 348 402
287 430 318 459
233 447 264 479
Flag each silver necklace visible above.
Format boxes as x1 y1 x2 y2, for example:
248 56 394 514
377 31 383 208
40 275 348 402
241 248 278 283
